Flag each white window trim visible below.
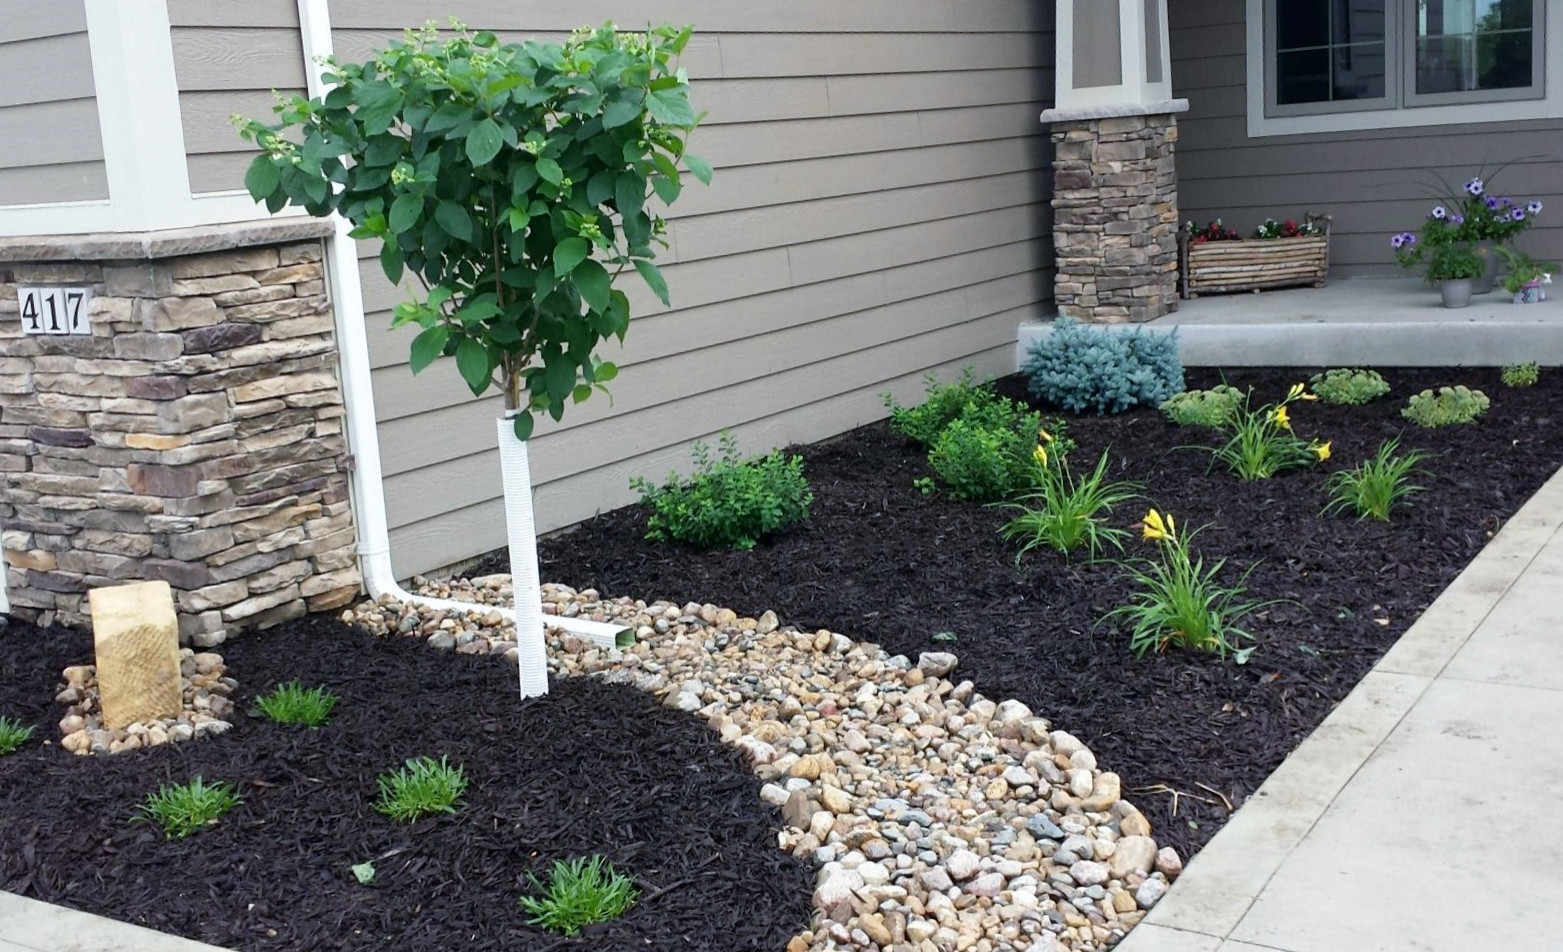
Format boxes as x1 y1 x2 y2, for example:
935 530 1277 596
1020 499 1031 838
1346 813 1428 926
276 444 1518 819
1246 0 1563 138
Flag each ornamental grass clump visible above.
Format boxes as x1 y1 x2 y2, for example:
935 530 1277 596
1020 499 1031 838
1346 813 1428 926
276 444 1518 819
1159 385 1245 427
0 716 35 755
1402 386 1489 427
882 367 997 447
520 855 638 936
255 681 339 728
134 777 242 839
1103 510 1265 663
1323 438 1429 522
1308 368 1391 406
631 432 812 550
1202 384 1331 480
1000 446 1141 562
1502 362 1540 388
374 756 468 822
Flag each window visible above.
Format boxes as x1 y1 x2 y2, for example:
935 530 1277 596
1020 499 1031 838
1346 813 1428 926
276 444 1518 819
1263 0 1544 118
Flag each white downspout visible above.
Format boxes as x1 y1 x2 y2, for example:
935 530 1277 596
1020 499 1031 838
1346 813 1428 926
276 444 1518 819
298 0 626 653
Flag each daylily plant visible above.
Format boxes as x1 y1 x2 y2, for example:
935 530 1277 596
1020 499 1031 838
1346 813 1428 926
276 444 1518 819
1198 383 1330 481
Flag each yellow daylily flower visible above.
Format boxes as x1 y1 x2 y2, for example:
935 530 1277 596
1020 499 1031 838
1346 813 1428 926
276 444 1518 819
1142 508 1175 542
1287 383 1306 401
1272 405 1291 429
1312 440 1332 460
1033 445 1049 467
1037 427 1054 444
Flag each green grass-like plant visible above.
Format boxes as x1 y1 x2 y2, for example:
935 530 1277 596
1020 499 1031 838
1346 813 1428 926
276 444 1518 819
882 367 996 447
631 432 812 551
520 856 639 937
1402 386 1489 427
1000 449 1141 561
374 756 468 822
134 777 242 839
254 681 339 728
1502 362 1540 388
0 716 36 755
1200 384 1330 480
1104 510 1265 663
1159 385 1245 427
1323 438 1429 522
1309 368 1391 405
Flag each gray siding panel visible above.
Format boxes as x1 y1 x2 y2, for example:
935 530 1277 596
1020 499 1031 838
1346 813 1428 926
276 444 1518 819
0 1 107 205
1170 0 1563 277
337 4 1056 577
168 5 307 195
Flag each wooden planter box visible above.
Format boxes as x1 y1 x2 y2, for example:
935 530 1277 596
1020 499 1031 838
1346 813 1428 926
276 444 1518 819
1179 217 1331 298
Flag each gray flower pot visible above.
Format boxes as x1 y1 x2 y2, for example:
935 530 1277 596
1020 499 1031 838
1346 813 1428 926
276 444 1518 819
1440 278 1473 308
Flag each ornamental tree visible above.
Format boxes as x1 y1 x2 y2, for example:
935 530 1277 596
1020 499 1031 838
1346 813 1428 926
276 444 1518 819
236 22 707 439
235 22 706 697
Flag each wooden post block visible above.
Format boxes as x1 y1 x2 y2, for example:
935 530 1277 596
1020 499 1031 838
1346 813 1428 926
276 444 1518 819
88 581 182 730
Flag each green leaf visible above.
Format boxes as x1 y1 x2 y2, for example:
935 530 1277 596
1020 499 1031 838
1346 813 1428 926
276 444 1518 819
594 360 619 383
456 338 492 396
379 242 404 284
243 155 280 200
507 206 532 233
572 383 593 404
512 412 535 442
435 201 472 240
647 87 697 126
635 259 670 306
684 154 713 186
389 193 423 234
650 173 681 205
602 95 641 130
409 325 448 374
466 117 505 166
545 359 575 404
573 259 611 312
554 237 589 277
536 157 564 186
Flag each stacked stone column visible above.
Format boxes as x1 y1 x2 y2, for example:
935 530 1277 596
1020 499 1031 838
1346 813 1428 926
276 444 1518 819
1051 113 1181 323
0 224 361 644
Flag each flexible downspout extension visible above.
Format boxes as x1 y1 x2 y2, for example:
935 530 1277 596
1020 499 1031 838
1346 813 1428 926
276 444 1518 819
299 0 627 653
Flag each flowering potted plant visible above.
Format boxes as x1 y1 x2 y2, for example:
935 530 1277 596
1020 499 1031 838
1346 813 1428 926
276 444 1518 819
1496 247 1558 303
1394 233 1484 308
1397 175 1544 293
1178 212 1331 298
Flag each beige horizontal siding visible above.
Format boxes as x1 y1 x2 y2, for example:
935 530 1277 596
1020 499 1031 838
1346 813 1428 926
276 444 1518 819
168 0 307 195
1170 0 1563 278
0 1 106 205
332 1 1055 576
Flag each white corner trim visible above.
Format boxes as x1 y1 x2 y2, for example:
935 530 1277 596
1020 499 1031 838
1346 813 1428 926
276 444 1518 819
1245 0 1563 138
1042 99 1190 124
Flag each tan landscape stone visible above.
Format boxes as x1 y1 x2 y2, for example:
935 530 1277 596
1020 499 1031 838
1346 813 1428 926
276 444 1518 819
88 581 181 729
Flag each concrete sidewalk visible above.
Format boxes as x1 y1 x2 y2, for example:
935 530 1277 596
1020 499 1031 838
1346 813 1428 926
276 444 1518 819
1119 465 1563 952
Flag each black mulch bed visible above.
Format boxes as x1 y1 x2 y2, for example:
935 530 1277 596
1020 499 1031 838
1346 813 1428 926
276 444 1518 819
517 366 1563 858
0 615 813 951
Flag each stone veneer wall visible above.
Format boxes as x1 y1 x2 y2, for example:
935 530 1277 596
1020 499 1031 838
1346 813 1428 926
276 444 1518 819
1051 113 1181 323
0 223 361 645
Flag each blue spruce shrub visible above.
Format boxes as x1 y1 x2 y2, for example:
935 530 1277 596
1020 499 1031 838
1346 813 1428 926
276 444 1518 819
1023 318 1184 415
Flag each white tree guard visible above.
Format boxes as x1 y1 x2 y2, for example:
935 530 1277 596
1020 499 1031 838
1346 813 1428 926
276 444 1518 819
497 416 549 697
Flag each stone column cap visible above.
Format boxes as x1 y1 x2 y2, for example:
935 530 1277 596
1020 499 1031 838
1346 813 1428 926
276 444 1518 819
0 217 335 264
1040 99 1191 124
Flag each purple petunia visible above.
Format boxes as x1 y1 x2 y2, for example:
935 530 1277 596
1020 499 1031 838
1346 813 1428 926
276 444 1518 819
1528 200 1544 214
1431 205 1448 220
1512 208 1527 222
1451 214 1466 225
1500 196 1515 207
1466 177 1485 196
1390 232 1418 249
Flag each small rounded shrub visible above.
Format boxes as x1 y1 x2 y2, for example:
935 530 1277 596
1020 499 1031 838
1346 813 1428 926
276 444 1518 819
1309 368 1391 405
1501 362 1540 388
1402 386 1489 427
1024 318 1184 415
883 367 997 447
1159 385 1245 427
632 432 812 550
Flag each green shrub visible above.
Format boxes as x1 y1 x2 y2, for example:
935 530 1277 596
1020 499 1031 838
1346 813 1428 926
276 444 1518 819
1104 510 1264 663
0 716 35 755
520 855 639 937
1203 384 1330 480
1159 385 1245 427
1309 368 1391 405
631 433 812 550
374 756 468 822
1000 450 1141 561
1323 438 1429 522
918 394 1044 501
134 777 242 839
883 368 997 447
1502 362 1540 387
1024 318 1184 415
254 681 338 728
1402 386 1489 427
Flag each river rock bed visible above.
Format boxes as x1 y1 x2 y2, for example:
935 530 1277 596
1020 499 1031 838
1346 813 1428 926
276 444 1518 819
346 579 1180 952
55 648 236 756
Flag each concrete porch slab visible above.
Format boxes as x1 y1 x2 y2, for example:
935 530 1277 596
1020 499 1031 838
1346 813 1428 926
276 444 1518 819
1018 276 1563 367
